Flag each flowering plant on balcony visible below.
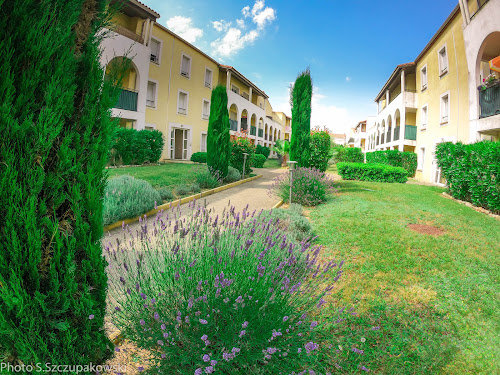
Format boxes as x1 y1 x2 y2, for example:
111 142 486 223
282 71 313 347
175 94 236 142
480 73 499 90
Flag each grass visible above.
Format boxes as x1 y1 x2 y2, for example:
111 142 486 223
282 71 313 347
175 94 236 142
310 178 500 374
107 163 205 188
262 158 282 169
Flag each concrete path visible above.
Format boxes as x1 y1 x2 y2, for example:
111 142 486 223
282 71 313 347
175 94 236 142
103 167 286 244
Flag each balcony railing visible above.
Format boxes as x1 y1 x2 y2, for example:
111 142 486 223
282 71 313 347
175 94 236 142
405 125 417 140
386 130 391 142
250 126 256 136
381 134 385 144
229 119 238 131
394 127 400 141
479 81 500 118
258 128 263 137
116 89 138 111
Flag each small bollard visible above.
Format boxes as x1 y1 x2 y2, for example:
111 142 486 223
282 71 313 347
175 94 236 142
242 152 249 180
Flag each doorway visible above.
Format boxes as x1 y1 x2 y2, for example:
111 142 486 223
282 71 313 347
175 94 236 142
170 128 189 160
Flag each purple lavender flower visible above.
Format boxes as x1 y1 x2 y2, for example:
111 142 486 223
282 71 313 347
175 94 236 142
352 347 364 354
210 360 217 366
161 324 166 330
203 354 210 362
139 319 145 326
199 319 208 325
154 312 160 320
163 332 169 338
242 321 249 328
305 342 319 354
201 334 208 341
137 367 144 372
205 366 214 374
283 316 289 322
239 330 246 337
157 340 164 346
310 321 318 329
88 315 94 320
114 306 121 311
194 368 202 375
266 347 277 354
231 347 240 354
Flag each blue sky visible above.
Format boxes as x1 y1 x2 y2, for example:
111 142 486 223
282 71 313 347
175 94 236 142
143 0 458 133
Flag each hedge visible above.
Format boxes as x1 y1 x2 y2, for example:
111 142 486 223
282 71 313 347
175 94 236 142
190 152 207 163
436 141 500 213
337 162 408 183
256 144 270 159
335 147 364 163
111 128 164 165
366 150 417 177
251 153 267 168
309 131 331 172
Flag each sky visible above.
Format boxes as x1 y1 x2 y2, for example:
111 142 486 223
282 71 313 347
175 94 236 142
142 0 458 134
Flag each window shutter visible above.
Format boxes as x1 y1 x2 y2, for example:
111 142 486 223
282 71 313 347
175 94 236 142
147 83 155 101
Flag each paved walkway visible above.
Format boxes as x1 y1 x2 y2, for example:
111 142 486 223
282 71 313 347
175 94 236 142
103 167 286 244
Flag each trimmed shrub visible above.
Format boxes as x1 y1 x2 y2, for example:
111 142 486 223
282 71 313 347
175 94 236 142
366 150 417 177
190 182 201 194
207 85 231 178
191 152 207 164
436 141 500 213
309 131 331 172
337 163 408 183
335 147 364 163
290 69 312 167
103 176 161 225
251 153 267 168
196 167 222 189
105 206 363 374
111 128 164 165
224 166 241 183
0 0 116 366
158 187 174 201
269 167 335 206
265 204 314 243
256 144 270 159
230 137 256 176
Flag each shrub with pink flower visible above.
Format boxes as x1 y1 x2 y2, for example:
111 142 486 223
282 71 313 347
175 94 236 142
269 167 336 206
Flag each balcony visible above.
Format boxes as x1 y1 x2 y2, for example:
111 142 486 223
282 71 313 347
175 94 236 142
394 127 400 141
405 125 417 140
250 126 256 136
241 119 248 132
258 128 263 137
112 24 144 44
479 82 500 118
230 119 238 131
386 130 391 143
116 89 138 111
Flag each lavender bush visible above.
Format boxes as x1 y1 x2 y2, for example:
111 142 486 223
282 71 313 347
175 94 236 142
269 167 335 206
104 203 363 374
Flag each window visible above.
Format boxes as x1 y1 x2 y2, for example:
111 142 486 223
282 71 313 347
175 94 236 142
146 81 157 108
181 54 191 78
418 147 425 171
421 105 428 129
421 65 428 90
202 99 210 120
178 91 188 115
200 133 207 152
440 93 449 124
150 39 161 64
204 68 212 88
438 46 448 76
231 85 239 95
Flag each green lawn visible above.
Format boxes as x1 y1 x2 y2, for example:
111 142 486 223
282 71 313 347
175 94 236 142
263 158 283 169
107 163 205 188
310 179 500 374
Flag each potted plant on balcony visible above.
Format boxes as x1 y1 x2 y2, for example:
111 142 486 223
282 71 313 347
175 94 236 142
480 73 499 91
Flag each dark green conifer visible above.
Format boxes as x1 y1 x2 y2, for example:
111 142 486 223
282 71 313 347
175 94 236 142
207 85 231 178
290 69 313 167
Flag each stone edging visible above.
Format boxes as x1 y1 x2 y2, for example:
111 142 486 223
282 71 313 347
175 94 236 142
441 192 500 221
272 200 284 209
103 175 263 231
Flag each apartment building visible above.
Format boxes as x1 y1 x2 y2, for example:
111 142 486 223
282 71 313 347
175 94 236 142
366 0 500 184
350 119 373 151
100 0 290 161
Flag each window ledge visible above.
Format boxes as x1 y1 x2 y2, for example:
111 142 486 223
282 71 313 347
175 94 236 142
439 70 448 78
440 121 448 126
421 86 427 92
421 127 427 131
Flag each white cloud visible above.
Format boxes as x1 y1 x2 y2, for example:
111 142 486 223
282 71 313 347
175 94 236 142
345 76 351 82
236 19 246 29
212 20 231 32
211 0 276 59
166 16 203 44
211 28 259 59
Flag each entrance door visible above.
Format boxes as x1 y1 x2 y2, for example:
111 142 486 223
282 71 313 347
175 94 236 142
170 128 190 159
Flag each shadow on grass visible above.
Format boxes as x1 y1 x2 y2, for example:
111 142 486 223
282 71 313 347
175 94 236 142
336 181 380 194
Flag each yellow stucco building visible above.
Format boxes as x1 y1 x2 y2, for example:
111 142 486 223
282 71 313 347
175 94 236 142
365 0 500 184
100 0 291 162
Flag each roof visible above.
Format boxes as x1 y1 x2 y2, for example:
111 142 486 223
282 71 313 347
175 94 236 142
374 62 415 102
219 65 269 98
415 5 461 63
112 0 160 20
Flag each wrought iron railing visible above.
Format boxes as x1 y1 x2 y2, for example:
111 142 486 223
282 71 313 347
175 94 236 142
394 127 400 141
250 126 256 136
241 119 248 131
258 128 263 137
386 130 391 142
405 125 417 140
116 89 138 111
479 81 500 118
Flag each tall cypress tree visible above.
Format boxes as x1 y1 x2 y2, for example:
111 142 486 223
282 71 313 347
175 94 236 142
0 0 119 367
207 85 231 178
290 69 313 167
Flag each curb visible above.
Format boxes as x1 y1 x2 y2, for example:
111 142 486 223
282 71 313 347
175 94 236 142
272 200 284 209
441 192 500 221
104 174 263 231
